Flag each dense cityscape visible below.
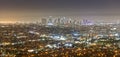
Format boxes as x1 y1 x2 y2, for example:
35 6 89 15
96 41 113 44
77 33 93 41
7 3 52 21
0 16 120 57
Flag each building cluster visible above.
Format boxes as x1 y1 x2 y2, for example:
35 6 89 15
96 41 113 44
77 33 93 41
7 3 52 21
40 16 94 26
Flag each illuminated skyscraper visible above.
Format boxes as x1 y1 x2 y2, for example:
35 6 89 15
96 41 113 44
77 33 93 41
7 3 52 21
41 18 47 25
81 19 94 25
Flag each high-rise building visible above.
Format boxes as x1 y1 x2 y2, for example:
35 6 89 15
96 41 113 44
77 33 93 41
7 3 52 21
41 18 47 25
57 18 61 25
81 19 94 25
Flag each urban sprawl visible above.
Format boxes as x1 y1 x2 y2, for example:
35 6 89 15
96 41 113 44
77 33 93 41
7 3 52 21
0 16 120 57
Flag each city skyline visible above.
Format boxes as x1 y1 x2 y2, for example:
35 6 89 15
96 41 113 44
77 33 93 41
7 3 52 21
0 0 120 22
0 16 120 23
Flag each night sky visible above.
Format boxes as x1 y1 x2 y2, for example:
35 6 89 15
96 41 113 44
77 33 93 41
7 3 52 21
0 0 120 22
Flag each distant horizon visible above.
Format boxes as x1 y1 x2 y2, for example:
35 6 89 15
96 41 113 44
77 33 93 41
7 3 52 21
0 15 119 23
0 0 120 23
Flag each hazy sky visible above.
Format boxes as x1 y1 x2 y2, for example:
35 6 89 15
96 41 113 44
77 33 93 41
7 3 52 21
0 0 120 22
0 0 120 15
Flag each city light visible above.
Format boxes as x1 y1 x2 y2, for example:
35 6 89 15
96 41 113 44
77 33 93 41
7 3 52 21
0 0 120 57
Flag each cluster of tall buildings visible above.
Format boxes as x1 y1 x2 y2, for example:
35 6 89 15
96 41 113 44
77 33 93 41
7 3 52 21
40 16 94 26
